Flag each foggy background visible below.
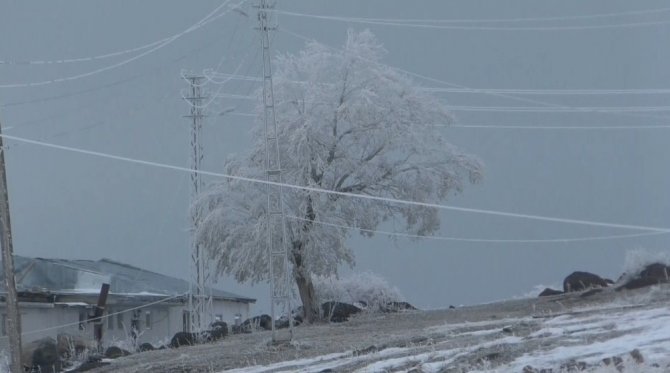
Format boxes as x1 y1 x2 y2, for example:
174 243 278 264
1 0 668 313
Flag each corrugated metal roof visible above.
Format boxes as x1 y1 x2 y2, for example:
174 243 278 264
0 256 255 304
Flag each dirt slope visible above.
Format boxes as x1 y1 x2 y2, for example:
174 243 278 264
90 284 670 372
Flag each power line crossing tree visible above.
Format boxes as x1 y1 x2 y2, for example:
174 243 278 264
192 30 482 323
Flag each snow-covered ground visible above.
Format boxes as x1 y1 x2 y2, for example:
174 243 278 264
93 284 670 372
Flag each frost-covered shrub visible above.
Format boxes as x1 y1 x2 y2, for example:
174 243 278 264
313 272 404 311
620 249 670 282
152 336 172 349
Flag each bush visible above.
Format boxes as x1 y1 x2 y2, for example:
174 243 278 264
313 272 404 312
621 249 670 283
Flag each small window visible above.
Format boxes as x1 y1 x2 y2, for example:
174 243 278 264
145 311 152 330
234 313 242 326
107 310 114 330
215 314 223 322
130 310 140 333
182 311 190 332
117 312 124 330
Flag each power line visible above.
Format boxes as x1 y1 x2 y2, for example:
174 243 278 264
285 215 668 244
275 6 670 25
445 123 670 130
443 105 670 113
0 0 246 89
178 87 670 114
0 39 167 67
181 46 255 110
273 9 670 31
208 101 670 115
0 35 222 109
186 72 670 96
2 133 668 234
278 27 670 122
223 112 670 130
215 113 670 129
185 10 251 88
0 1 248 66
279 26 557 108
201 12 248 86
423 87 670 96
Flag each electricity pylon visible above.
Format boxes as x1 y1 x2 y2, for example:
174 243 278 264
257 0 293 342
183 75 213 337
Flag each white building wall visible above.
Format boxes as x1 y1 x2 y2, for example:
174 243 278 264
103 305 179 347
0 304 82 352
167 305 184 336
101 300 251 347
21 305 83 343
1 299 252 353
212 300 251 326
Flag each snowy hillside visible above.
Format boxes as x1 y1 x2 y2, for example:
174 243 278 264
92 284 670 372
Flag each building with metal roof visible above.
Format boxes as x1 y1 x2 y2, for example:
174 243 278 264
0 256 255 350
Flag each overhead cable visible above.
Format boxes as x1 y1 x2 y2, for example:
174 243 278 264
181 46 255 110
443 105 670 113
423 87 670 95
274 6 670 25
184 92 670 114
445 124 670 130
0 0 247 88
273 9 670 31
279 27 670 122
0 36 223 108
0 1 247 66
192 72 670 96
2 133 668 234
222 112 670 130
285 215 668 243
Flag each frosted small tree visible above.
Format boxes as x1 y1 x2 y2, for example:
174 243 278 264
194 30 482 323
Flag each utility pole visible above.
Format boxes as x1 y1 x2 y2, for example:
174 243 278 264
183 75 213 337
0 117 22 372
257 0 293 342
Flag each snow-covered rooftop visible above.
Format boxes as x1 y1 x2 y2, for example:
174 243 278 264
0 255 255 303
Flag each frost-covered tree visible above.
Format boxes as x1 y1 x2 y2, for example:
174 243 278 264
193 30 482 323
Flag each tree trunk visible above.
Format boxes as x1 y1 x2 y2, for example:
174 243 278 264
295 267 320 323
292 242 320 323
291 195 321 323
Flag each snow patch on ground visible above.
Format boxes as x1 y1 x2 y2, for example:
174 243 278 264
215 296 670 372
505 307 670 371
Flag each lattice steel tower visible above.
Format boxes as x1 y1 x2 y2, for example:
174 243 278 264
183 75 213 336
257 0 293 342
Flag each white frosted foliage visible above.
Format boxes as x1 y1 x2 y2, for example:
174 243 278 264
192 30 482 308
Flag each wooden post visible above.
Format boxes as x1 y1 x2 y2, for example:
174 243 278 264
0 117 23 372
90 283 110 351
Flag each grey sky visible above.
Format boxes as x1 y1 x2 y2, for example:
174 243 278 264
1 0 668 313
